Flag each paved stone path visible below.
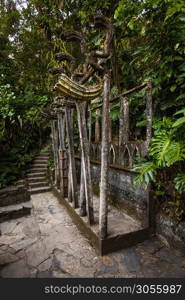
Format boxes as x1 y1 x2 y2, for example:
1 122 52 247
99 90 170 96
0 192 185 278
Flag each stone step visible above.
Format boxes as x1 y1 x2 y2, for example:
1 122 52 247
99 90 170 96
34 154 49 158
35 157 49 161
27 172 46 178
0 201 32 223
29 186 51 194
27 177 46 183
29 182 48 188
33 160 48 164
0 186 30 207
28 168 47 174
31 164 48 168
37 153 50 157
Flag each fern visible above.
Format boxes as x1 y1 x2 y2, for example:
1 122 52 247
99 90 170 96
174 174 185 194
173 116 185 127
173 108 185 128
150 134 185 167
132 162 157 188
132 119 185 188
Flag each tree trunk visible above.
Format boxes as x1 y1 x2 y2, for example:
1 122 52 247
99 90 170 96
99 72 110 239
76 102 94 225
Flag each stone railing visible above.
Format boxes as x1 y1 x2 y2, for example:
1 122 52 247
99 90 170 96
89 141 147 169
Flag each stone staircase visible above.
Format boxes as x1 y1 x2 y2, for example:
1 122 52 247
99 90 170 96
0 183 32 223
27 152 51 194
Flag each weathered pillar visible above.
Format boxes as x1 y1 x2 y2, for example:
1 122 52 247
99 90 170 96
119 96 129 147
58 149 64 197
57 113 64 196
70 108 74 131
95 109 101 142
58 112 65 149
51 121 56 185
55 119 60 188
76 102 94 225
51 120 59 186
57 113 62 149
68 165 72 202
79 159 86 216
146 81 152 147
99 72 110 239
62 114 66 149
65 106 78 208
109 118 112 143
88 108 92 143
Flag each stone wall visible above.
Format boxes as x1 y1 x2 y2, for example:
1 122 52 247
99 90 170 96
76 158 185 251
0 181 31 226
75 158 149 220
0 183 30 207
157 213 185 252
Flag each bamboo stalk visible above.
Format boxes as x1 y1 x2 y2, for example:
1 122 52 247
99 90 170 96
65 107 78 208
111 82 147 103
51 120 59 186
91 82 147 111
95 109 101 142
55 120 60 188
58 149 64 197
88 108 92 143
119 97 129 147
76 102 94 225
57 113 62 149
99 72 110 239
51 122 57 185
79 158 86 216
61 114 66 149
57 113 64 196
68 160 72 202
109 118 112 143
57 112 66 149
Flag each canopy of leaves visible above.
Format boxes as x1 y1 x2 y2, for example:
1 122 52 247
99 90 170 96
0 1 185 219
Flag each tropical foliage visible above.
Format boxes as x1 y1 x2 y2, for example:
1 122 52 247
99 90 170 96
0 0 185 218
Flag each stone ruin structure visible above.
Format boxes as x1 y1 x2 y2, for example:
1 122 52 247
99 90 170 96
47 13 154 254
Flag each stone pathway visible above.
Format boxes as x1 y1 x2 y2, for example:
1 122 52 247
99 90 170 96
0 192 185 278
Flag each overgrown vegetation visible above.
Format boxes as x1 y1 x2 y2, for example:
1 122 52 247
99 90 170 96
0 0 185 219
0 0 52 187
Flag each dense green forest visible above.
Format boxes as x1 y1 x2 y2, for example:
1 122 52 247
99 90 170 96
0 0 185 219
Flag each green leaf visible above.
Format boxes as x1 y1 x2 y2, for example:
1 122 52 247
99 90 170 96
170 85 177 92
136 120 147 127
17 115 23 128
176 93 185 101
172 116 185 127
179 17 185 22
174 108 185 115
128 19 135 30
